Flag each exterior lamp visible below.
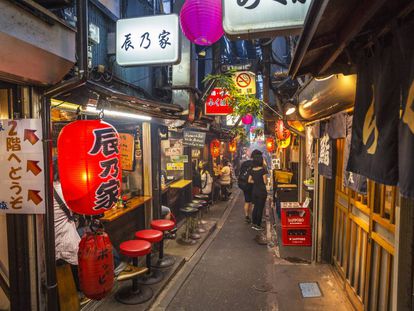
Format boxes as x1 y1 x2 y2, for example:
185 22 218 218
241 114 253 125
180 0 224 46
210 139 221 158
276 119 291 140
266 137 275 153
229 140 237 153
285 103 296 116
57 120 122 215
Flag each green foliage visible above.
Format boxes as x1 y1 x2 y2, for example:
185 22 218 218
203 70 263 120
252 127 264 139
229 126 248 144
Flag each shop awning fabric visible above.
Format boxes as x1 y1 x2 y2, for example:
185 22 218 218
54 80 183 119
289 0 414 78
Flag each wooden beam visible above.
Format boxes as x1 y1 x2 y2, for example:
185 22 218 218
318 0 387 75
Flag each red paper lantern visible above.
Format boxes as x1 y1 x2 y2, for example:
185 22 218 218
78 231 114 300
276 120 291 140
229 140 237 153
266 137 275 153
210 139 220 158
58 120 122 215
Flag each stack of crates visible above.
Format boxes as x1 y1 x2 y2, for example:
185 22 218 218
280 202 312 246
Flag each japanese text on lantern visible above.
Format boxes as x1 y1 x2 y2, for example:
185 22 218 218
0 119 45 214
89 128 120 211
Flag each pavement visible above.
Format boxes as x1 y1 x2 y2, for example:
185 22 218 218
89 190 354 311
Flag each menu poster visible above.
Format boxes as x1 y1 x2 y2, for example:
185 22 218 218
183 130 206 148
166 162 184 171
119 132 135 171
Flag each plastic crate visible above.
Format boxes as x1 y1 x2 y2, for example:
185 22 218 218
281 203 311 227
275 170 293 184
281 226 312 246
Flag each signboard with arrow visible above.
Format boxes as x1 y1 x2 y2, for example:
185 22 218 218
0 119 45 214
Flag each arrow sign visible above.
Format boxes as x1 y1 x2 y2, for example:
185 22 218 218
24 129 39 145
27 160 42 176
28 190 43 205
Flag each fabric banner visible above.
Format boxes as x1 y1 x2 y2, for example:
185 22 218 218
346 43 399 185
327 111 347 139
343 116 367 194
305 126 315 170
397 20 414 198
318 123 333 179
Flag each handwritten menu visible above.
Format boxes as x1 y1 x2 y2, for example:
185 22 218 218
183 130 206 148
119 133 134 171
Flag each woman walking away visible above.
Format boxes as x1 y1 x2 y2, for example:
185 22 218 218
248 153 268 231
219 159 231 200
200 161 213 199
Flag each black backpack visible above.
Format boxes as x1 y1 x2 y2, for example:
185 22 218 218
238 161 252 191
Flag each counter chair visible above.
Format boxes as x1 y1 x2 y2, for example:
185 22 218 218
150 219 176 268
135 229 164 285
191 199 208 229
115 240 152 305
185 203 202 238
179 206 199 245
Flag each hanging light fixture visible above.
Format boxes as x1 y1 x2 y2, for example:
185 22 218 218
179 0 224 46
229 140 237 153
210 139 221 158
58 120 122 215
242 114 253 125
266 137 275 153
285 103 296 116
275 119 291 140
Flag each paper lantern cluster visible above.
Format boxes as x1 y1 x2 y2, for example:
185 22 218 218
242 114 253 125
210 139 221 158
276 119 291 140
229 140 237 153
58 120 122 215
180 0 224 46
266 137 275 153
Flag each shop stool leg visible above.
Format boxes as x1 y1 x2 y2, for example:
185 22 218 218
138 253 163 285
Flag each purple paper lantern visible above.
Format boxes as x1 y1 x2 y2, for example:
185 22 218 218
180 0 224 46
242 114 253 125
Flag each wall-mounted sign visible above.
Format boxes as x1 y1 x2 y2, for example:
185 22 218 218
205 88 233 116
0 119 45 214
117 14 180 66
183 130 206 148
233 71 256 95
165 147 182 157
166 162 184 171
171 155 188 163
222 0 311 39
192 149 201 158
119 133 135 171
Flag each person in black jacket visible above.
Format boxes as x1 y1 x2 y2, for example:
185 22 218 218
248 152 268 231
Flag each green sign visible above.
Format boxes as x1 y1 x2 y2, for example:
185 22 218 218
171 155 188 163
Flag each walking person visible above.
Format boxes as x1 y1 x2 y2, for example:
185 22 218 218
192 161 202 196
218 158 231 200
238 149 262 223
248 153 268 231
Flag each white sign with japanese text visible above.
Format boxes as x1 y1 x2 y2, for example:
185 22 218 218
116 14 180 66
222 0 311 38
0 119 45 214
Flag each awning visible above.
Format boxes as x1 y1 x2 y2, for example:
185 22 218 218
53 80 183 119
289 0 414 78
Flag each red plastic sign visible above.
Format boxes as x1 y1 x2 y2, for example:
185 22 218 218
205 88 233 115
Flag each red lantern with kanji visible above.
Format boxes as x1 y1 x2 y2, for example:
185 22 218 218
276 120 291 140
78 230 114 300
266 137 275 153
57 120 122 215
210 139 220 158
229 140 237 153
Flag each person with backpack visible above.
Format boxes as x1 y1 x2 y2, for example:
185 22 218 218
238 149 262 223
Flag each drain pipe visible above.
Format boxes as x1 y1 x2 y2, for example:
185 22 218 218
42 1 88 310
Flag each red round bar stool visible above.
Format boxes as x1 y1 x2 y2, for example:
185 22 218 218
115 240 153 305
135 229 164 285
150 219 176 268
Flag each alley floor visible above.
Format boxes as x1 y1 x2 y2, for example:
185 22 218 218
153 192 354 311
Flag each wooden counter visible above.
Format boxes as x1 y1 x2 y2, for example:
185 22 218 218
170 179 192 189
101 196 152 222
277 184 298 189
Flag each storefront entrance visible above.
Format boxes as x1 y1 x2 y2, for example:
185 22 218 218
333 139 396 311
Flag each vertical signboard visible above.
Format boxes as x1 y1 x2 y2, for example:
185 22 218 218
205 88 233 115
222 0 311 38
119 132 135 171
117 14 181 66
0 119 45 214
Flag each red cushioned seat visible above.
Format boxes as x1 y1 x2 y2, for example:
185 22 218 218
135 229 163 243
150 219 175 232
119 240 151 257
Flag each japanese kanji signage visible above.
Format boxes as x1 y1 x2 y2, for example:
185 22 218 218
183 130 206 148
119 133 134 171
205 88 233 116
222 0 311 38
166 162 184 171
0 119 45 214
116 14 180 66
233 71 256 95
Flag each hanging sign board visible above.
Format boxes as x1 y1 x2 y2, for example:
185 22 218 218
183 130 206 148
0 119 45 214
233 71 256 95
205 88 233 116
171 155 188 163
117 14 181 66
222 0 311 39
119 133 135 171
166 162 184 171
